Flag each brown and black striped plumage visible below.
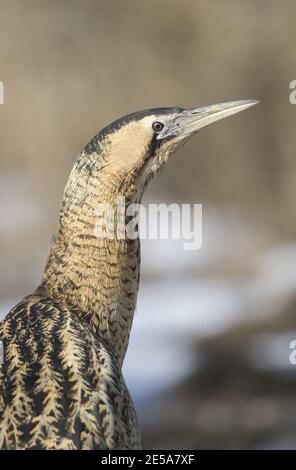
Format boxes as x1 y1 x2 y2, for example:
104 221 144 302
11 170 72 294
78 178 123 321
0 295 140 449
0 108 181 449
0 102 257 449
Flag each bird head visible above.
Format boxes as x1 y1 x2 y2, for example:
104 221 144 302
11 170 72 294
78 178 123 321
83 100 258 200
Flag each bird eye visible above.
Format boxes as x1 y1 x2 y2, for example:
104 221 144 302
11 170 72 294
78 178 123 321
152 121 164 132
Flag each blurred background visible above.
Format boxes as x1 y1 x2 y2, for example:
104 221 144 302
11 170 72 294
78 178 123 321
1 0 296 449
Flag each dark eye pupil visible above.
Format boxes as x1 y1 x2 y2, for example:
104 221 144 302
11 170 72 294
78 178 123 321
152 121 164 132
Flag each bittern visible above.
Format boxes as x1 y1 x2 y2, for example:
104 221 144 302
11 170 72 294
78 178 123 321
0 100 257 449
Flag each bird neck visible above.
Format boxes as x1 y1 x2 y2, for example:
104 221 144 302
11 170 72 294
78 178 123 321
38 151 142 367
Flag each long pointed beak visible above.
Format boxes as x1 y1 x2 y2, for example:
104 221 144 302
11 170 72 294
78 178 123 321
158 100 259 140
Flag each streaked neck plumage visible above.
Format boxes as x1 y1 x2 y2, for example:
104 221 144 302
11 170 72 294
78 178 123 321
38 141 146 367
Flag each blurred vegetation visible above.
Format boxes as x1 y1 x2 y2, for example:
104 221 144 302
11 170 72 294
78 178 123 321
143 296 296 449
